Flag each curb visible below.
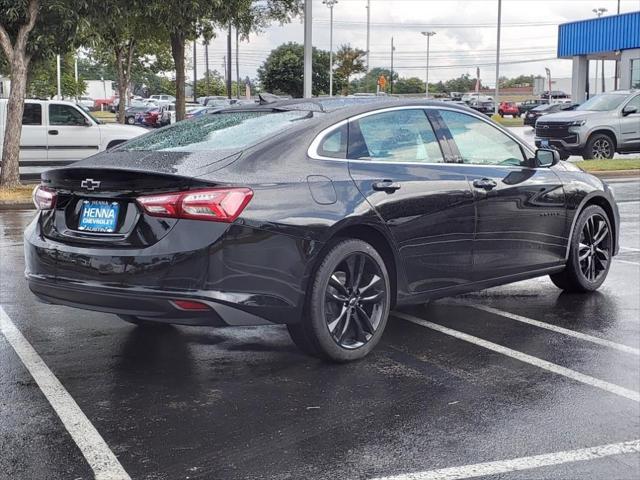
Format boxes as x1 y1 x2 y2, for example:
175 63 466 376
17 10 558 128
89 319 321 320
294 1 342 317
588 170 640 179
0 202 34 211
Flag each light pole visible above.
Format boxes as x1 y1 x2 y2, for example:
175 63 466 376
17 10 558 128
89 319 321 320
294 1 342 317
592 8 607 94
323 0 338 96
494 0 502 116
421 31 436 98
545 67 551 104
303 0 312 98
366 0 370 73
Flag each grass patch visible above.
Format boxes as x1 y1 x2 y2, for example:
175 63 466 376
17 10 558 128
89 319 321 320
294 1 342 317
92 111 116 123
0 185 34 203
493 116 524 127
577 158 640 172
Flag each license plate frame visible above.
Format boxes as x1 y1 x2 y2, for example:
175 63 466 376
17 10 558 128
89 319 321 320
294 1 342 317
78 200 120 233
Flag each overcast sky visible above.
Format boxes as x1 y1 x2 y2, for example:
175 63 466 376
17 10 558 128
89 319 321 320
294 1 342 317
197 0 640 85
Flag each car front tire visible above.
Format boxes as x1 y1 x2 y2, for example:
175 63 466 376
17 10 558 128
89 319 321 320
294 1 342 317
287 239 391 362
583 133 615 160
550 205 612 292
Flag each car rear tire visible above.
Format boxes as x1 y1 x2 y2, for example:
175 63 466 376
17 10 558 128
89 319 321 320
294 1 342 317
583 133 614 160
549 205 612 292
126 116 135 124
287 239 391 362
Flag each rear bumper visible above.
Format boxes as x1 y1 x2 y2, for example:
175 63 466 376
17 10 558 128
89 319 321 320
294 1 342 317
24 214 318 326
27 275 272 326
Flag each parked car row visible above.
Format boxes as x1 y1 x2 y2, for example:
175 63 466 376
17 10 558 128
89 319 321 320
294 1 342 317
524 102 578 126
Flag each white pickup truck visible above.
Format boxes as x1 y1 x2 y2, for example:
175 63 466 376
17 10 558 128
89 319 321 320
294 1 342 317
0 99 146 180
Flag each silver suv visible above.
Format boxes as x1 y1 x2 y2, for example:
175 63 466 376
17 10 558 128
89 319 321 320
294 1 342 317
535 90 640 160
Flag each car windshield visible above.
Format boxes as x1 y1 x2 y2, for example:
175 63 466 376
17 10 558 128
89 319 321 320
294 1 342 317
577 94 627 111
120 110 313 152
532 104 552 112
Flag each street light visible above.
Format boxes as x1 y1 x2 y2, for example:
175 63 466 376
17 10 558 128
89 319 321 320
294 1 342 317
592 8 608 94
323 0 338 97
421 31 436 98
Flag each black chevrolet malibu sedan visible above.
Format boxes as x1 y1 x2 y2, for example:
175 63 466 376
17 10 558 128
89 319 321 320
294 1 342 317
25 99 619 362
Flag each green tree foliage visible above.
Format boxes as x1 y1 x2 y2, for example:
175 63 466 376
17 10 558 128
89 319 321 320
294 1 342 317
443 73 476 93
0 0 87 187
502 74 535 88
350 67 397 94
257 42 330 97
394 76 426 94
334 44 366 95
27 54 85 98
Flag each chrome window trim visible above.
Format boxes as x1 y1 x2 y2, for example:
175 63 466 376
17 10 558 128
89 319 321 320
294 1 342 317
307 104 536 166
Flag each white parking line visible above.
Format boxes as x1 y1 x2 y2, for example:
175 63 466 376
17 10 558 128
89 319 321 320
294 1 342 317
371 438 640 480
469 304 640 356
0 306 131 480
393 312 640 402
616 259 640 266
620 246 640 252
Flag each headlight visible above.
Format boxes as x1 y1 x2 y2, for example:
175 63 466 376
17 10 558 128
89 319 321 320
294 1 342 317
569 120 586 127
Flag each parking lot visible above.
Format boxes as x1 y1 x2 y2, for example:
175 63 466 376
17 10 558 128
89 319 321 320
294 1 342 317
0 179 638 480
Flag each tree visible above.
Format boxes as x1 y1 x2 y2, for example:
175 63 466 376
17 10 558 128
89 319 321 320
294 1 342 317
394 77 426 94
0 0 85 188
257 42 330 97
350 67 397 94
443 74 475 94
334 44 366 95
27 54 86 98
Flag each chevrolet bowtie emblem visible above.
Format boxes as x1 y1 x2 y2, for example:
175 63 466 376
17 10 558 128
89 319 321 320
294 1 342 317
80 178 101 191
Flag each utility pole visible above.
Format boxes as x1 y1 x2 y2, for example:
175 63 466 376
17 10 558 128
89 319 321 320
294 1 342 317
592 8 607 94
390 37 395 94
226 23 232 99
323 0 338 97
421 31 436 98
74 53 79 101
366 0 370 72
236 27 240 99
303 0 312 97
204 40 210 96
614 0 620 89
193 40 197 102
494 0 502 116
56 55 61 100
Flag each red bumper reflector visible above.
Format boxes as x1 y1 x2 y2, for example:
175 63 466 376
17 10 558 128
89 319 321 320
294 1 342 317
171 299 211 311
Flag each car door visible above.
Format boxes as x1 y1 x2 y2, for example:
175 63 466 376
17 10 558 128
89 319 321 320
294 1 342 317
436 109 567 281
346 107 476 293
619 94 640 152
46 103 101 163
19 103 48 178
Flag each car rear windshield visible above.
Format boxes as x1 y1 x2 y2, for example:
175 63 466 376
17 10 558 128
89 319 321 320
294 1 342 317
577 94 627 111
120 111 312 152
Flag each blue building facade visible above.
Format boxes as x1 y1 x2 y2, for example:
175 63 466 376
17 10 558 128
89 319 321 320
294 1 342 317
558 11 640 102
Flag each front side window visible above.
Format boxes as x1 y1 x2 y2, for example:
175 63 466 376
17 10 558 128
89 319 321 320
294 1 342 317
22 104 42 125
439 110 526 166
349 109 444 163
49 104 88 126
624 94 640 111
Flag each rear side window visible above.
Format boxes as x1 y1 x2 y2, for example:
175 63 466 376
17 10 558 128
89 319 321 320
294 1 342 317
317 123 347 158
349 109 444 163
22 104 42 125
121 111 313 152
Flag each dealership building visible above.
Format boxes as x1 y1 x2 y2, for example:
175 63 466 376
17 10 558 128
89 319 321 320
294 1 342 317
558 10 640 103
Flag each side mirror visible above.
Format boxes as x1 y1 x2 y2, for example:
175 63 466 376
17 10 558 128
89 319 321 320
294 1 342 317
622 105 638 116
534 148 560 167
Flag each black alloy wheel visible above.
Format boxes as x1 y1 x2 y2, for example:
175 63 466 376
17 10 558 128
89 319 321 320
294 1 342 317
324 252 386 349
550 205 612 292
577 213 611 282
287 239 391 362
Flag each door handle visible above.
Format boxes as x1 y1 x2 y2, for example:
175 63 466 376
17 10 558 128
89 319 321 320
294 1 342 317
472 178 497 190
48 130 59 135
372 180 401 193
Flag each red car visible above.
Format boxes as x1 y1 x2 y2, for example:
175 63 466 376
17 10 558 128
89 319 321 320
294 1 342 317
498 101 520 117
142 107 160 127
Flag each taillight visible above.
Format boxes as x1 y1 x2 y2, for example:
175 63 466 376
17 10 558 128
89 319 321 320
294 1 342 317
32 185 57 210
136 188 253 222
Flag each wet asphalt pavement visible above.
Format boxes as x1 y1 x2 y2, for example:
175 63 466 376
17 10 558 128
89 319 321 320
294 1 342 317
1 179 639 480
